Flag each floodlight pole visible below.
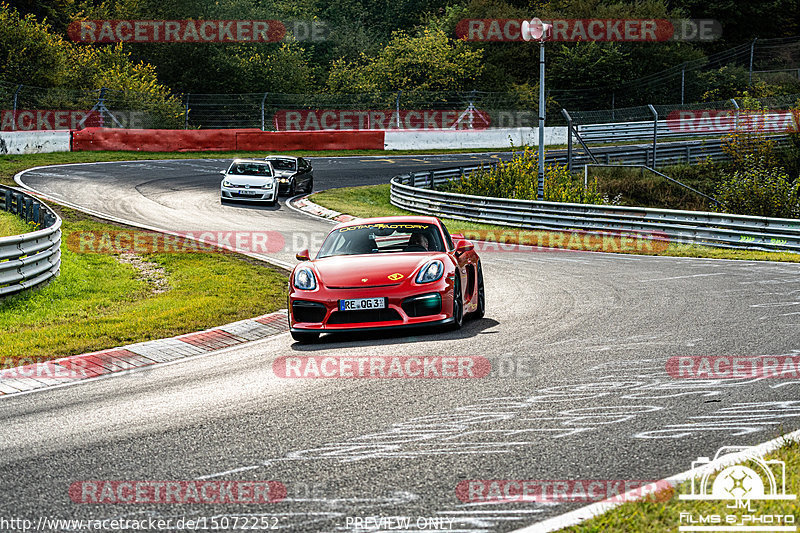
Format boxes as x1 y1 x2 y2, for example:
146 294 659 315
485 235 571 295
537 40 545 201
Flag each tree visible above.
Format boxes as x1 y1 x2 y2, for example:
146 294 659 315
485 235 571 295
327 29 484 93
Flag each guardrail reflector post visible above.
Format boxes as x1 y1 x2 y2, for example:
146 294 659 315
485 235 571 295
647 104 658 168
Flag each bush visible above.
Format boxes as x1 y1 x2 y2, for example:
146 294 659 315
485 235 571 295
721 116 780 172
439 146 607 204
714 156 800 218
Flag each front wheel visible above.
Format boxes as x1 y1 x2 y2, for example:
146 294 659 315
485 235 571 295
305 177 314 193
450 275 464 330
291 331 319 343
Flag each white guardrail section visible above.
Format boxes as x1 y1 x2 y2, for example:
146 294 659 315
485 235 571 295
390 169 800 254
0 186 62 298
0 130 71 154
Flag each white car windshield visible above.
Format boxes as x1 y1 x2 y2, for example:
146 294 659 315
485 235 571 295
227 163 273 176
318 223 444 258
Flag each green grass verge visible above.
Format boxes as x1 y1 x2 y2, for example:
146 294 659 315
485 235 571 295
0 211 36 237
310 184 800 263
559 438 800 532
0 206 288 362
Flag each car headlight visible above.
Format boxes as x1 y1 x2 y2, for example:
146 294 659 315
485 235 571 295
416 260 444 284
222 180 232 187
294 267 317 290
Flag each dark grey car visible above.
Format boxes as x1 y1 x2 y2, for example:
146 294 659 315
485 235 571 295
264 156 314 196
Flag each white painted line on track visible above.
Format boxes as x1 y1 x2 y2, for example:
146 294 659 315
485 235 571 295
638 272 727 282
511 427 800 533
0 331 290 402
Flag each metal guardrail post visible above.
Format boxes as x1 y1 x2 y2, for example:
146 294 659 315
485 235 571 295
647 104 658 167
561 109 574 171
731 99 740 130
184 94 190 130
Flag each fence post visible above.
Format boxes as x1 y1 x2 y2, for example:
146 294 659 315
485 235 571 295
561 108 573 171
731 98 740 130
647 104 658 168
681 64 686 105
395 90 402 129
184 94 190 129
749 38 757 85
611 92 615 121
11 85 22 132
261 93 268 131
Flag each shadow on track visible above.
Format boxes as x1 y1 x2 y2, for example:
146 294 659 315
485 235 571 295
289 318 500 351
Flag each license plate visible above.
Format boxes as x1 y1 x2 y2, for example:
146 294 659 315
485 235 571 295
339 297 386 311
238 190 259 196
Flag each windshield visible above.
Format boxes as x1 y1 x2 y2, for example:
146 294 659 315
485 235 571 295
318 222 444 258
227 162 273 177
267 158 297 171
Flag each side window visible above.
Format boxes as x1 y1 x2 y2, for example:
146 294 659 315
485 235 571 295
438 219 454 250
300 158 309 170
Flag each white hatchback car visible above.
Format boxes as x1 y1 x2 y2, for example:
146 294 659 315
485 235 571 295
220 159 279 206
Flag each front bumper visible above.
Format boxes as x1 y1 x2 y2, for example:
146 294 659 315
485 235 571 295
221 186 278 202
289 280 453 333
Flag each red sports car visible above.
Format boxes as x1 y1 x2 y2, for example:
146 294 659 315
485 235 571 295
288 216 485 343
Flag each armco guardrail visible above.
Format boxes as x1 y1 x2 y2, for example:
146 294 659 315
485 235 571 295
390 171 800 254
574 113 796 144
0 186 61 298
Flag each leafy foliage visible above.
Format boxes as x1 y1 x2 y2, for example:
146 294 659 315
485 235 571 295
0 3 182 125
714 156 800 218
327 29 484 93
439 146 607 204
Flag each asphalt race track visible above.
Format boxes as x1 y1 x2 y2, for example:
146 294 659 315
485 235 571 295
3 154 800 532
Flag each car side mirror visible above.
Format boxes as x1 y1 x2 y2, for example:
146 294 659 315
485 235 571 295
451 233 465 239
455 240 474 255
219 170 226 175
296 249 310 261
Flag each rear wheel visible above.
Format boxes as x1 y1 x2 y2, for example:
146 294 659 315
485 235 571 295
473 262 485 319
450 275 464 330
291 331 319 343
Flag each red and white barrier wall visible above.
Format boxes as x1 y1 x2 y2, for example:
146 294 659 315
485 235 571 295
1 127 568 154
